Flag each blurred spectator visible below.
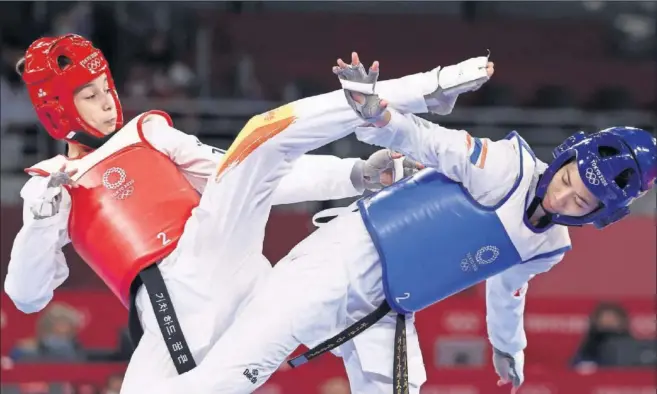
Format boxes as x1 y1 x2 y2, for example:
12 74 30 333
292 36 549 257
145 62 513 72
587 86 636 110
85 327 134 363
176 114 203 136
142 32 175 73
113 328 135 361
10 303 87 363
279 78 325 101
571 302 633 370
1 306 6 329
608 13 656 60
123 62 152 98
529 85 577 108
234 53 264 99
281 81 302 102
76 383 99 394
1 32 45 171
126 32 197 99
49 3 94 38
15 382 51 394
102 374 124 394
0 34 35 129
472 83 516 107
168 60 196 93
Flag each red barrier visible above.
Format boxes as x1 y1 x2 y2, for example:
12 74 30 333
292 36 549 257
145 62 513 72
0 362 127 386
1 291 127 354
2 290 654 368
527 216 657 297
1 361 654 394
414 297 656 367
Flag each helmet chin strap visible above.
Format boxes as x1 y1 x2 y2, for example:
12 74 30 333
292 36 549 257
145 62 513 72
68 130 117 150
527 195 555 229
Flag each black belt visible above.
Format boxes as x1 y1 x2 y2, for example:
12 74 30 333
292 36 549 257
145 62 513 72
128 264 197 374
288 301 410 394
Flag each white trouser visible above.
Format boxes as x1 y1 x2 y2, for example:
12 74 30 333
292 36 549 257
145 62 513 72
120 250 272 391
120 90 373 393
149 211 427 394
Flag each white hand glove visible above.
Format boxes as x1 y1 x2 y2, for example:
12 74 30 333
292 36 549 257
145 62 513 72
30 167 77 220
425 53 494 115
492 348 525 394
351 149 424 192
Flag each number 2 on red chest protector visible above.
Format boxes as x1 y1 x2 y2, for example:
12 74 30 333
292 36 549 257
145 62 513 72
157 232 171 246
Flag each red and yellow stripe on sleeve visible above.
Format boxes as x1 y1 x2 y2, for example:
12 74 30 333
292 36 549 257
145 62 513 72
215 103 297 180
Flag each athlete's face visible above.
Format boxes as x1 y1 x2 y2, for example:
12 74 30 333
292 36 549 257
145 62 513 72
73 74 118 135
543 161 600 217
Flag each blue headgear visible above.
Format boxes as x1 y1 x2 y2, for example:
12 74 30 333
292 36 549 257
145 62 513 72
536 127 656 229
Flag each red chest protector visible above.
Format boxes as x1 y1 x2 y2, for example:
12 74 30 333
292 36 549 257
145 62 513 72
26 112 201 306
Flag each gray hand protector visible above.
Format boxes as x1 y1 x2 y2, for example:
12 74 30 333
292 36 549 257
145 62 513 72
30 172 73 220
351 149 422 192
334 63 387 123
493 347 524 389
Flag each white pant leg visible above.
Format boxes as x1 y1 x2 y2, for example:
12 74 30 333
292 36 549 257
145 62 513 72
119 264 219 392
340 318 426 394
141 211 374 393
120 329 175 394
120 253 270 392
334 212 427 394
146 235 353 393
174 90 367 280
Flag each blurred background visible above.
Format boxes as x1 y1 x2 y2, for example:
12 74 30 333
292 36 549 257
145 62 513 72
1 1 655 393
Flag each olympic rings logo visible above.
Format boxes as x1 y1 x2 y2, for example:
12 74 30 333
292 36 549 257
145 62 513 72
475 245 499 265
102 167 126 189
80 53 103 73
585 167 600 185
461 245 500 272
102 167 134 200
86 58 103 72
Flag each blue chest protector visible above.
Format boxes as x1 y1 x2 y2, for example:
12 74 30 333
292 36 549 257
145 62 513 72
358 170 523 314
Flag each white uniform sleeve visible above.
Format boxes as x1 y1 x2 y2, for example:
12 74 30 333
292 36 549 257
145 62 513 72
375 70 439 114
4 177 71 314
355 109 519 202
485 254 564 354
273 155 362 204
142 120 362 203
141 120 223 193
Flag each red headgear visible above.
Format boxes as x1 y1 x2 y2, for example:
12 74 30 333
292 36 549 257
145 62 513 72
19 34 124 143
